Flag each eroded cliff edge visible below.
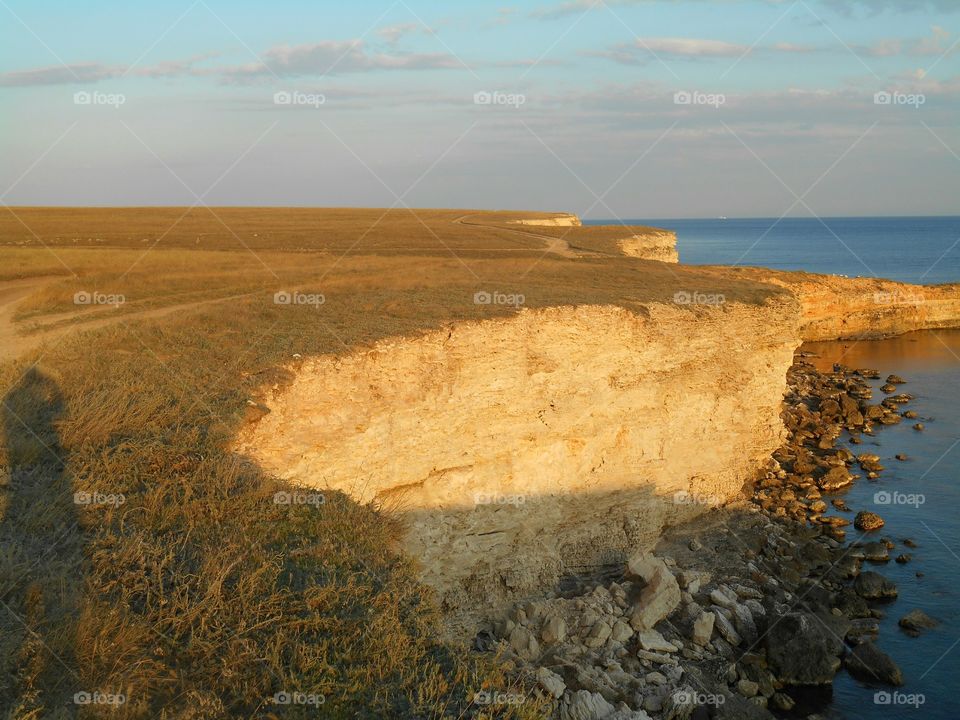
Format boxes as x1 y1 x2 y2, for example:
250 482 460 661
236 298 800 634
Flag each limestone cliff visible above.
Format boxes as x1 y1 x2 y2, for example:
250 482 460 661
508 214 582 227
236 299 800 632
708 267 960 340
617 231 679 263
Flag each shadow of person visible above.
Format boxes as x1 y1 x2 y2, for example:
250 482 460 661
0 367 83 717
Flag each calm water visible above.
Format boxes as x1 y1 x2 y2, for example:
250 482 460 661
803 332 960 720
586 217 960 718
584 216 960 285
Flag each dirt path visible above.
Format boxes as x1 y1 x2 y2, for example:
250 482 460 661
0 277 261 363
453 214 585 258
1 218 584 364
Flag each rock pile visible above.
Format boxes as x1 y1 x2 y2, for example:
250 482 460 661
477 357 933 719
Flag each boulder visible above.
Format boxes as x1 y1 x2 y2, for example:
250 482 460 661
559 690 616 720
855 571 898 599
862 542 890 562
626 553 681 631
844 641 904 686
691 611 714 646
541 615 568 644
712 608 742 647
537 667 566 698
636 629 677 653
584 620 612 648
765 612 845 685
854 511 884 531
819 466 853 491
899 609 938 634
509 626 540 660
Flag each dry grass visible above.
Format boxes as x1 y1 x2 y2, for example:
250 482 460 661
0 208 786 718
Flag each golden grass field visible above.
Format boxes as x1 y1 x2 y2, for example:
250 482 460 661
0 207 783 718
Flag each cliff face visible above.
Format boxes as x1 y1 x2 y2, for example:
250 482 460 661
236 299 800 632
711 268 960 340
508 214 582 227
618 231 679 263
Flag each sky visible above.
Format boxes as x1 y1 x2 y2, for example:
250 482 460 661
1 0 958 219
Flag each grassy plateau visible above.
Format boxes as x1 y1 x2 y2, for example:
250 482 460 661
0 207 782 719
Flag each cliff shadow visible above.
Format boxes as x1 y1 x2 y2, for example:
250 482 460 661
0 367 83 715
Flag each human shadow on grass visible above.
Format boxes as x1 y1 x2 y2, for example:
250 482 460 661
0 367 84 717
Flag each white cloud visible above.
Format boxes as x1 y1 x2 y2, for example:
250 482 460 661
376 22 436 45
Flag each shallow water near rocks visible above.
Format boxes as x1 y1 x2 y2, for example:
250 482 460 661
801 329 960 719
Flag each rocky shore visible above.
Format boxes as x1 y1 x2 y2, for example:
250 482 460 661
476 355 932 719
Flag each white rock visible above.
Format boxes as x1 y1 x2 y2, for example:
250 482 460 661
537 667 566 698
509 626 540 660
626 554 681 631
560 690 616 720
637 629 678 653
711 608 742 646
691 611 714 646
541 615 568 644
610 619 634 643
584 620 612 648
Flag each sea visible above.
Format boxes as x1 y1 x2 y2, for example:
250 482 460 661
586 216 960 719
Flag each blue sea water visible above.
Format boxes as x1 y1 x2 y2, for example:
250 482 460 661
585 216 960 285
586 217 960 719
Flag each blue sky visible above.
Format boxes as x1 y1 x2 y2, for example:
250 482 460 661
1 0 958 217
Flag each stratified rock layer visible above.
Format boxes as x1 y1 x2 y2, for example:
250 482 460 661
237 300 799 630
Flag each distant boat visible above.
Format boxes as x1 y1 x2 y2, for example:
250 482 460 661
718 216 728 220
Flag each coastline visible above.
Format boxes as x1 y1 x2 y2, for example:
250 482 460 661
481 353 932 719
